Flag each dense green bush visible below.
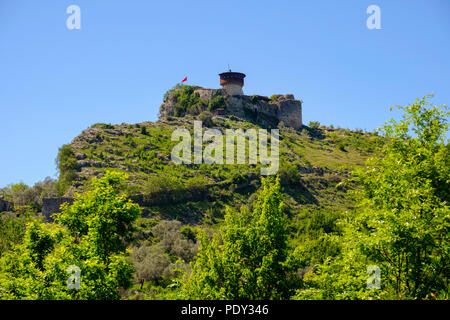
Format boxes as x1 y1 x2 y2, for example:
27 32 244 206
0 171 141 300
130 220 197 291
308 121 320 129
182 177 300 299
0 177 58 211
152 220 197 262
0 212 27 258
56 144 79 195
208 95 226 112
296 95 449 300
199 111 214 127
171 85 202 117
131 244 171 288
278 162 302 186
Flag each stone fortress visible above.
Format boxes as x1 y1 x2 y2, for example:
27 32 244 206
2 71 304 220
160 70 303 130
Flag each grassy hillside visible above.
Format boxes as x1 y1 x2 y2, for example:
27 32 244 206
51 113 384 298
2 94 446 300
61 115 382 223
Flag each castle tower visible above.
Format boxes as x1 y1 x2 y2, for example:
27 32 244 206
219 70 246 96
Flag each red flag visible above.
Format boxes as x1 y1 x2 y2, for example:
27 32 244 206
181 77 187 83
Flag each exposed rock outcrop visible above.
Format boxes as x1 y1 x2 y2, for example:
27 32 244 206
159 87 302 130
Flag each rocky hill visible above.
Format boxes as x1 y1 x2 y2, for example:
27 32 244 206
159 85 302 129
57 91 382 224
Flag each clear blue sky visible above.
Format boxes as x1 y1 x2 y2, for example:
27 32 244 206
1 0 449 187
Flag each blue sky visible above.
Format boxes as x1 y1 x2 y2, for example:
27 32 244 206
0 0 449 187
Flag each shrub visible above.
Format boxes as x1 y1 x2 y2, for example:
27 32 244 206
269 95 279 103
56 144 79 195
208 95 226 112
0 213 27 257
0 177 58 211
199 111 214 127
141 126 148 136
152 220 197 262
337 142 347 152
185 176 208 195
131 244 171 287
279 162 302 186
171 85 202 117
308 121 320 129
143 175 184 203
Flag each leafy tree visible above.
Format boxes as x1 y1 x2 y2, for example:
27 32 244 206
171 85 202 116
296 95 449 299
0 171 141 300
55 144 79 195
0 212 27 257
56 170 140 262
182 177 299 299
208 95 226 112
0 177 58 212
131 244 171 288
152 220 197 262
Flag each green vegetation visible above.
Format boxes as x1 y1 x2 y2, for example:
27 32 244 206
0 212 28 258
0 171 140 299
182 177 298 299
208 94 227 112
56 144 79 195
0 95 447 300
269 95 279 103
169 85 204 116
308 121 320 129
295 95 449 299
0 177 58 212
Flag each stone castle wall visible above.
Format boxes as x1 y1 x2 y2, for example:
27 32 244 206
160 87 302 130
0 199 14 212
210 89 302 130
277 99 303 129
42 197 74 222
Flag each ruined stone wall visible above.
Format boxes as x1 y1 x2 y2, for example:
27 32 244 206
277 99 302 130
42 197 74 222
194 88 222 101
0 199 14 212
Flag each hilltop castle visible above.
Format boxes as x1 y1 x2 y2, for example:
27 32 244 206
160 70 303 130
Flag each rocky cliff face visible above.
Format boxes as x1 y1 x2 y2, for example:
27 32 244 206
159 86 302 130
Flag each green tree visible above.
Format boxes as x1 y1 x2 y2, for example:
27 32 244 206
182 177 299 299
55 144 79 195
0 177 58 212
296 95 449 299
0 212 27 258
0 171 141 300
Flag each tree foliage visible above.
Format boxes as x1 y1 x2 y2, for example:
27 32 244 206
56 144 79 195
182 177 299 299
296 95 449 299
0 171 141 299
